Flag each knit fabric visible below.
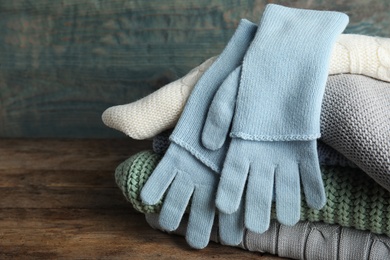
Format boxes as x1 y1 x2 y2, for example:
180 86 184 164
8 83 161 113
145 214 390 260
102 34 390 141
152 132 357 167
101 56 216 140
219 6 348 141
115 151 162 214
152 131 172 154
321 74 390 192
317 141 357 168
117 150 390 237
152 130 171 154
329 34 390 81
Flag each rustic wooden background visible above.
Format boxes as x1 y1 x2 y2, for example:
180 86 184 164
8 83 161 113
0 139 284 259
1 0 389 138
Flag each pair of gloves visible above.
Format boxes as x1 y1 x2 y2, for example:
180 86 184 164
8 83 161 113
140 4 349 249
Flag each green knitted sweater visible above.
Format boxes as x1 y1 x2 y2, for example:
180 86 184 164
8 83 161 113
115 150 390 237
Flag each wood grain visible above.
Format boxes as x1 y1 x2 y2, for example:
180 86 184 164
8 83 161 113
0 0 390 137
0 139 287 259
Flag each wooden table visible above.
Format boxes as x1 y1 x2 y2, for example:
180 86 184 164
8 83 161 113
0 139 285 259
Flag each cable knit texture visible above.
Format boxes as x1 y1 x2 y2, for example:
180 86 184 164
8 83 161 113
145 214 390 260
102 34 390 140
117 150 390 237
329 34 390 80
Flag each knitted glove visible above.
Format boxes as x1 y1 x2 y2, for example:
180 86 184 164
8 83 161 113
139 20 257 249
102 34 390 141
202 4 348 233
117 150 390 237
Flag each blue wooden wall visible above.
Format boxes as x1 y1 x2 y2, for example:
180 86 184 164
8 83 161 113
1 0 389 138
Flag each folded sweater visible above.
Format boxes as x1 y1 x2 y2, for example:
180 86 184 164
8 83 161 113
145 214 390 260
116 150 390 237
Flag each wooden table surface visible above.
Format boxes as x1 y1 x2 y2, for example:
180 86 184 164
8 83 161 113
0 139 286 259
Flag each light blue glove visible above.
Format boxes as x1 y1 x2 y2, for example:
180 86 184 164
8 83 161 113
202 4 349 233
141 145 245 248
140 20 257 249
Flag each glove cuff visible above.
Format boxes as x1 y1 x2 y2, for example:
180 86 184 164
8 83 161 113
231 4 349 141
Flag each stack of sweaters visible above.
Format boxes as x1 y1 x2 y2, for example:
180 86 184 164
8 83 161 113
102 4 390 259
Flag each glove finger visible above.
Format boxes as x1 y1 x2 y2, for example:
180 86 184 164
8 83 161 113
275 162 300 226
219 195 244 246
186 185 216 249
140 149 177 205
245 162 274 233
202 67 241 151
300 157 326 210
216 144 250 214
159 171 194 231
